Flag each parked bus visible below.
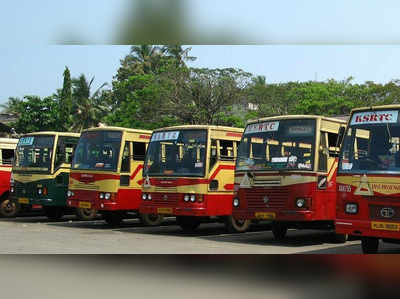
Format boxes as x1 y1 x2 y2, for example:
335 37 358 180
336 105 400 253
0 138 18 217
139 125 249 232
67 127 159 226
9 132 94 220
232 115 347 241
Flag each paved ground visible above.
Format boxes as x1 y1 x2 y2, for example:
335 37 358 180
1 215 399 254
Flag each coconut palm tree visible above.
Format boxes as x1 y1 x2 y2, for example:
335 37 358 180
162 45 197 67
70 74 109 132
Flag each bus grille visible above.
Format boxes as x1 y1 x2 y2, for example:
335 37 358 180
151 193 180 206
73 182 99 190
245 187 289 209
15 184 34 197
369 205 400 221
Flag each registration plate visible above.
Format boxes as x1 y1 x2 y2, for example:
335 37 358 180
18 198 29 204
157 208 173 214
371 221 400 232
79 202 91 209
255 212 276 220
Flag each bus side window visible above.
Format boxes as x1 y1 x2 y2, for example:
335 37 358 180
220 140 234 161
132 142 146 161
318 132 328 172
327 132 340 157
1 149 14 165
121 142 131 173
209 139 217 171
55 137 77 168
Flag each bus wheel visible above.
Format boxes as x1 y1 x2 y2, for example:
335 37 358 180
44 207 64 220
272 222 287 241
103 212 124 227
225 216 250 233
361 237 379 254
176 216 201 233
0 199 20 218
76 208 97 221
140 214 164 226
331 233 348 244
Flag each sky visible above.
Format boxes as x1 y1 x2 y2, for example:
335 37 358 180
1 0 400 104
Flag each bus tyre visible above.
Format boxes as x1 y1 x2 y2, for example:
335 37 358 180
361 237 379 254
225 216 250 233
76 208 97 221
103 212 124 227
0 199 20 218
140 214 164 226
272 222 287 241
176 216 201 233
44 207 64 220
332 233 348 244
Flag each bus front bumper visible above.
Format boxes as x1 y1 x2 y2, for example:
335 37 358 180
336 219 400 239
233 208 316 221
140 205 209 217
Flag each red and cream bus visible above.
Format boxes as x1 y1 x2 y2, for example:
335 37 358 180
233 115 347 241
139 125 249 232
336 105 400 253
0 138 18 217
67 127 160 226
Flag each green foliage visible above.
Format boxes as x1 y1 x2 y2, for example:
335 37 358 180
58 66 73 130
6 96 60 133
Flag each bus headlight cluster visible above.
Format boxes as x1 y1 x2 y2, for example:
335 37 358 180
345 203 358 214
67 190 75 197
233 198 240 208
10 186 14 193
99 192 112 200
183 194 202 203
37 187 47 196
142 193 152 200
295 198 306 208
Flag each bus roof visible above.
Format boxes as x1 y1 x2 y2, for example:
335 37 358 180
351 104 400 113
0 137 19 144
153 125 243 133
83 126 152 135
247 115 347 125
22 132 80 137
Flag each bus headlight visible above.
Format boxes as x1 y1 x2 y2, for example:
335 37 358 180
190 195 196 202
104 193 111 200
99 193 105 199
37 188 42 195
142 194 147 200
184 195 190 202
233 198 240 208
147 194 152 200
10 187 14 193
296 198 306 208
345 203 358 214
67 190 74 197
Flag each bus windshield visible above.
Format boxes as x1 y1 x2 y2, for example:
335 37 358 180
144 130 207 177
236 119 316 172
72 131 122 172
14 135 55 172
339 109 400 174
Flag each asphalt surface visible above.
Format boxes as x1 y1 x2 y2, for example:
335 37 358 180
1 215 399 254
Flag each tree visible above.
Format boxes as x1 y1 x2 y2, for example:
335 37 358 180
4 96 60 133
162 45 197 67
58 66 73 130
71 74 109 132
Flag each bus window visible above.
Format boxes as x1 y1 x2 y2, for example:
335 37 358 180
318 132 328 172
55 137 77 168
209 139 217 171
327 132 340 157
121 142 131 173
1 149 14 165
132 142 146 161
220 140 234 161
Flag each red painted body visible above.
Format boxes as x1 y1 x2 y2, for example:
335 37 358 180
68 169 143 212
233 170 338 223
336 174 400 239
0 166 12 198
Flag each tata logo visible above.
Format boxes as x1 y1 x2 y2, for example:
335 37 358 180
163 195 168 201
380 207 395 219
263 196 270 207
